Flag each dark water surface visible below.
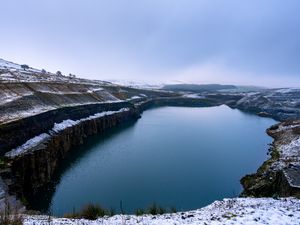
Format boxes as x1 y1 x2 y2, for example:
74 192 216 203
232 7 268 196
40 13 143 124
39 106 276 215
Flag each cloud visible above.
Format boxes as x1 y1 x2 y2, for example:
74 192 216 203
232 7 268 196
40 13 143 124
0 0 299 87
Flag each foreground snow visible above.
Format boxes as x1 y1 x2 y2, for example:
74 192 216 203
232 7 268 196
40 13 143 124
24 198 300 225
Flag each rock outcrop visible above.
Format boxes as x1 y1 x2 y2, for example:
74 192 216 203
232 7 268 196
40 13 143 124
232 89 300 121
241 120 300 197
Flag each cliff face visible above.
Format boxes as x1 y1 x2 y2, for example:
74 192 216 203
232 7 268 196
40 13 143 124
4 107 140 203
0 102 134 155
241 120 300 197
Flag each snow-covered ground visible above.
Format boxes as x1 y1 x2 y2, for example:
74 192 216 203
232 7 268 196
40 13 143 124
23 198 300 225
183 93 206 99
107 79 164 90
51 108 130 133
0 58 109 85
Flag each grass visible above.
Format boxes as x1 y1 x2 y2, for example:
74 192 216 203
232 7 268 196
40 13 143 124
137 203 177 216
135 208 145 216
64 203 178 220
0 157 9 169
80 204 107 220
147 203 166 215
64 203 108 220
0 198 23 225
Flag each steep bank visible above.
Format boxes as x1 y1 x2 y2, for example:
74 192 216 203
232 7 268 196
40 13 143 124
241 120 300 197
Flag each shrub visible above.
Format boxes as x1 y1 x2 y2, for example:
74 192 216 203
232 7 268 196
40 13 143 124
65 203 107 220
80 203 107 220
64 202 176 219
0 214 23 225
108 208 115 217
170 206 177 213
148 203 165 215
20 64 29 70
135 208 145 216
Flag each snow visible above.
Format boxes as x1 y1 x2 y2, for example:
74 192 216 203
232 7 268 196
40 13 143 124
275 88 300 94
278 124 300 132
37 90 84 95
23 198 300 225
0 59 109 85
183 93 205 99
0 105 56 124
83 108 130 121
280 137 300 161
108 79 164 90
127 96 142 100
5 133 51 158
52 119 79 133
0 58 22 70
87 88 104 93
52 108 130 133
0 91 33 105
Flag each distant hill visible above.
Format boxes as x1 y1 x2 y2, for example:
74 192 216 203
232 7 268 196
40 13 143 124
162 84 237 92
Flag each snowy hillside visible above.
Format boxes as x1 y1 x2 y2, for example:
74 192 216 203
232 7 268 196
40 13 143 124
24 198 300 225
0 58 110 85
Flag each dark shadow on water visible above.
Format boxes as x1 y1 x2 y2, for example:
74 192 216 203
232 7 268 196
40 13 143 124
26 119 138 214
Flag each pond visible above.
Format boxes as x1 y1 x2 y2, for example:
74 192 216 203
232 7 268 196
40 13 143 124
34 105 276 215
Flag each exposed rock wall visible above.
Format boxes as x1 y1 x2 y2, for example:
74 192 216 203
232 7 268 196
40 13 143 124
241 120 300 197
135 97 221 112
0 102 132 155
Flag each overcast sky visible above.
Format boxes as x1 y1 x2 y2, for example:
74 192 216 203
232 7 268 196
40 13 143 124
1 0 299 87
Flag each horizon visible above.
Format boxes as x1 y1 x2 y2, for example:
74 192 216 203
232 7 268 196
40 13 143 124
1 0 300 88
0 57 298 89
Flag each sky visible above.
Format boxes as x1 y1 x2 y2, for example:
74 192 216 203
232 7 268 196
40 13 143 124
0 0 300 87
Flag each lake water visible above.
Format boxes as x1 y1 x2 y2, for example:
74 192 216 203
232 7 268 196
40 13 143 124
37 105 276 215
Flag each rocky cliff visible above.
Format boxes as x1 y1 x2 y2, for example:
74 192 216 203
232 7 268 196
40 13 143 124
241 120 300 197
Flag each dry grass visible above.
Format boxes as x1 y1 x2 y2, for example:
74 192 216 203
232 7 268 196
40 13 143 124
0 198 23 225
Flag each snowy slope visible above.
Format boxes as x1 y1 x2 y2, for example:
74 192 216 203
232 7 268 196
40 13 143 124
0 58 110 85
24 198 300 225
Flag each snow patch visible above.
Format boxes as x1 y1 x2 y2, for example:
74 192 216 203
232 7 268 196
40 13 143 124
275 88 300 94
52 108 130 134
5 133 51 158
87 87 104 93
183 93 205 99
52 119 79 133
280 137 300 160
127 96 141 100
